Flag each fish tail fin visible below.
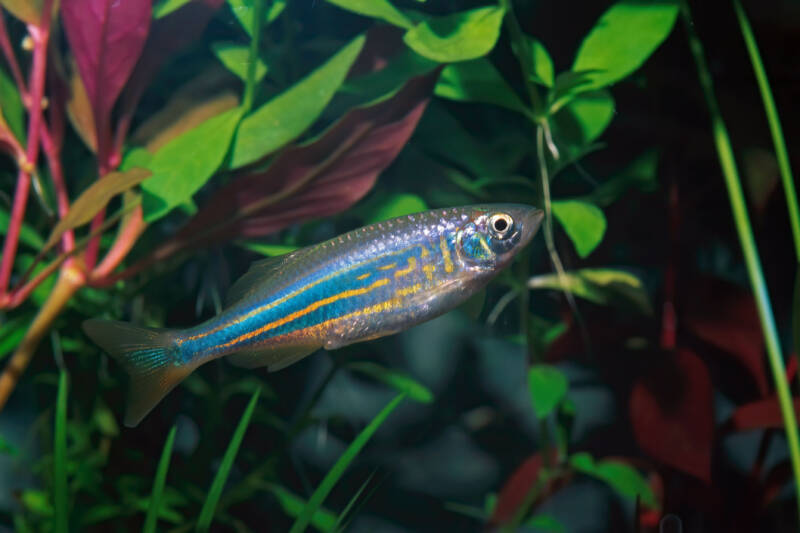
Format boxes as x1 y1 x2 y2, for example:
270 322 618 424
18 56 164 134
82 319 193 427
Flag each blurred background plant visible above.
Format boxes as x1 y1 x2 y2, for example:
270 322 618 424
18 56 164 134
0 0 798 531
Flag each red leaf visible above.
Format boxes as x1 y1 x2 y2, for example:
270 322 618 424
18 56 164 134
62 0 152 162
729 396 800 431
683 277 768 395
114 0 225 150
165 70 439 251
630 349 714 483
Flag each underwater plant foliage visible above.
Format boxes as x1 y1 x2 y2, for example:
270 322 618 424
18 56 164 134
0 0 799 531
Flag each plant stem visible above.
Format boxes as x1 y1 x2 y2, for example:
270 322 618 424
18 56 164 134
0 168 32 296
500 0 542 115
0 263 84 411
681 1 800 521
89 204 146 281
732 0 800 262
0 13 27 99
242 0 264 113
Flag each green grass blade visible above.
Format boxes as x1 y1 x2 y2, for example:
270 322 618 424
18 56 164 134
681 0 800 521
54 369 68 533
733 0 800 261
196 388 261 532
289 393 406 533
143 425 177 533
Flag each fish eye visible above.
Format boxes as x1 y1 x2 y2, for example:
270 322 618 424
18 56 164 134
489 214 513 238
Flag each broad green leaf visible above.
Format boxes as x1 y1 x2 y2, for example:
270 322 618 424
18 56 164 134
548 70 598 113
120 147 153 171
0 208 44 249
143 426 177 533
263 484 337 532
153 0 193 18
143 107 243 222
211 42 268 82
585 149 659 207
551 200 606 258
0 66 25 143
21 489 53 516
228 0 286 37
349 361 433 403
435 58 526 113
239 242 300 256
0 0 41 23
342 49 438 103
570 452 658 509
565 89 615 143
528 268 652 315
366 193 428 223
196 388 260 532
403 6 505 63
326 0 412 29
44 167 152 250
54 370 68 533
230 35 365 168
528 365 568 419
529 38 554 87
289 393 406 533
526 514 566 533
573 0 679 89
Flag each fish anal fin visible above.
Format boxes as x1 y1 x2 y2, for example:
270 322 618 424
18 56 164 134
227 343 318 371
225 250 305 306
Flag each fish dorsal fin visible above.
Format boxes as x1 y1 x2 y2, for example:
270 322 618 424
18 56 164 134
225 250 305 306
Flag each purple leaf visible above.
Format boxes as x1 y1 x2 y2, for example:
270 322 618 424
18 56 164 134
62 0 152 163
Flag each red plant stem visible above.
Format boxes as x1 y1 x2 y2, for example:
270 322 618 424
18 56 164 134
0 168 32 297
0 13 28 100
40 117 74 253
89 205 147 282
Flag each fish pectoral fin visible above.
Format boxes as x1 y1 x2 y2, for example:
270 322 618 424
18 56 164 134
225 250 307 306
227 343 319 371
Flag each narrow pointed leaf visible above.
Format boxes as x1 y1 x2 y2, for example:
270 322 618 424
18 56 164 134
230 35 366 168
0 66 25 143
573 0 679 89
54 370 68 533
528 268 651 315
263 484 337 532
0 209 43 250
44 168 151 251
143 425 178 533
153 0 194 17
196 388 260 532
211 42 268 82
551 200 606 258
529 38 554 87
349 361 433 403
570 452 658 508
288 393 406 533
227 0 285 37
403 7 505 63
326 0 413 29
0 0 42 23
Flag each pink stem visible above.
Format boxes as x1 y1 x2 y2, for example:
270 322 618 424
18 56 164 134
0 7 52 298
40 114 73 252
89 204 146 282
0 14 28 100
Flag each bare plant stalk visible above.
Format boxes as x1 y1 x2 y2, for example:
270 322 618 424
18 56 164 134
90 205 147 281
0 13 27 99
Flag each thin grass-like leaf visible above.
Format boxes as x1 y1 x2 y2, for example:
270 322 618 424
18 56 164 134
54 370 68 533
332 471 376 532
681 0 800 520
289 393 406 533
143 425 177 533
196 388 260 532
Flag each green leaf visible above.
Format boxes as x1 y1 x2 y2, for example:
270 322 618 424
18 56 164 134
342 49 438 103
230 35 365 168
228 0 285 37
143 425 177 533
21 489 53 516
529 38 554 87
584 149 659 207
0 65 25 143
42 167 152 250
403 6 505 63
153 0 193 18
0 0 41 23
348 362 433 403
527 365 568 419
326 0 413 29
435 58 526 113
238 242 300 256
551 200 606 258
289 393 406 533
0 208 44 250
54 370 68 533
526 514 566 533
572 0 679 89
528 268 652 315
92 404 119 437
794 267 800 375
263 484 337 532
211 42 268 82
365 193 428 223
564 89 615 143
143 107 243 222
196 389 260 532
570 452 658 509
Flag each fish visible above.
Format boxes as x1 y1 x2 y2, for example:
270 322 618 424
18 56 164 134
83 204 543 426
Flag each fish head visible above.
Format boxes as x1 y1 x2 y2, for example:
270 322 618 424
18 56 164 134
455 204 543 271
